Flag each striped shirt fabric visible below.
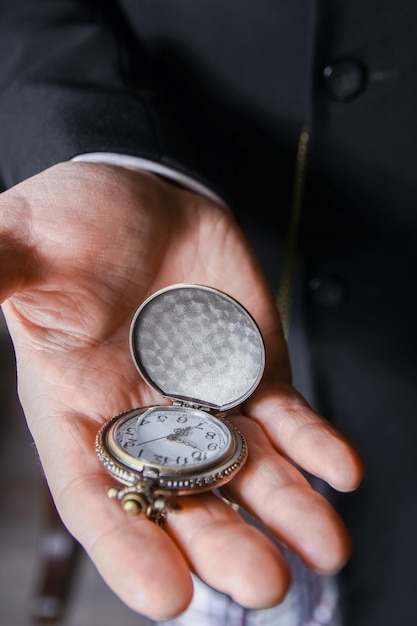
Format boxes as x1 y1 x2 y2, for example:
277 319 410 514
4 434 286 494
150 550 341 626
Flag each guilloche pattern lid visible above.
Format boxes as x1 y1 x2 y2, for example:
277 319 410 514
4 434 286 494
130 284 265 411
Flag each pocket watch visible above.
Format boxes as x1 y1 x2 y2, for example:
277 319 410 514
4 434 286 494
96 284 265 524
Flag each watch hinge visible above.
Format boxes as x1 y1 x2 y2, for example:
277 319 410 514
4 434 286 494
172 400 212 412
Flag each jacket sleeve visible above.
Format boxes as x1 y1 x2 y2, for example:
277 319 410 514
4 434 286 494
0 0 197 189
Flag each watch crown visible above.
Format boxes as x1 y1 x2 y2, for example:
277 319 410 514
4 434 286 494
121 492 148 516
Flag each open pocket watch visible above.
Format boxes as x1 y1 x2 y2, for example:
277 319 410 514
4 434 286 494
96 284 265 525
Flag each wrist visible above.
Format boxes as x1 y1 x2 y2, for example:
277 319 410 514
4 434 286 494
72 152 228 207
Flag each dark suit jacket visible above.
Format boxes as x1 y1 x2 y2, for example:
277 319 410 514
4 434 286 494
1 1 417 624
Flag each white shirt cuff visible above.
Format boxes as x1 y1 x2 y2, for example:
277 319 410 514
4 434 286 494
71 152 227 207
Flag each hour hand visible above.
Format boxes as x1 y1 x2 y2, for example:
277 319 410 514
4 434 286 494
170 435 205 452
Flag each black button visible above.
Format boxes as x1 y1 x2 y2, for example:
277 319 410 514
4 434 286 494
322 58 368 102
308 276 348 307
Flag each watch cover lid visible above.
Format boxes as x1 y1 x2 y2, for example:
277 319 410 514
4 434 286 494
130 284 265 411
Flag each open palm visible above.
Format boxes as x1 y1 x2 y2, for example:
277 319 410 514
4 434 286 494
1 162 362 619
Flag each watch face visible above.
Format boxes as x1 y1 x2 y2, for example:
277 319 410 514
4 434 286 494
107 406 235 475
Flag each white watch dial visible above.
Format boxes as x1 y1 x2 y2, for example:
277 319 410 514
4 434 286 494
108 406 233 473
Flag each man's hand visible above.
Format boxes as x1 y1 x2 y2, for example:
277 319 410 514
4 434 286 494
0 162 363 620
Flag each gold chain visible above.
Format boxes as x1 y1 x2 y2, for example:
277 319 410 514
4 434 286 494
276 127 310 339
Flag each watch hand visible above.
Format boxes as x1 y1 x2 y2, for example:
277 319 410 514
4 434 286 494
137 435 170 446
139 432 195 445
173 427 192 436
174 437 205 452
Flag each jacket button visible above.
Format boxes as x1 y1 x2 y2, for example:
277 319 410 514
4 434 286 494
322 58 368 101
308 276 348 307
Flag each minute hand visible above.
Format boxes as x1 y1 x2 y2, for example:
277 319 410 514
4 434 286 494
138 435 170 446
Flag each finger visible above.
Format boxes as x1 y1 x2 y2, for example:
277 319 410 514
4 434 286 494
225 415 353 574
167 493 291 609
32 414 193 620
244 383 364 493
31 411 289 616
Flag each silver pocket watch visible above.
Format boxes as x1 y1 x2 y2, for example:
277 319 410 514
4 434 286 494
95 284 265 525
